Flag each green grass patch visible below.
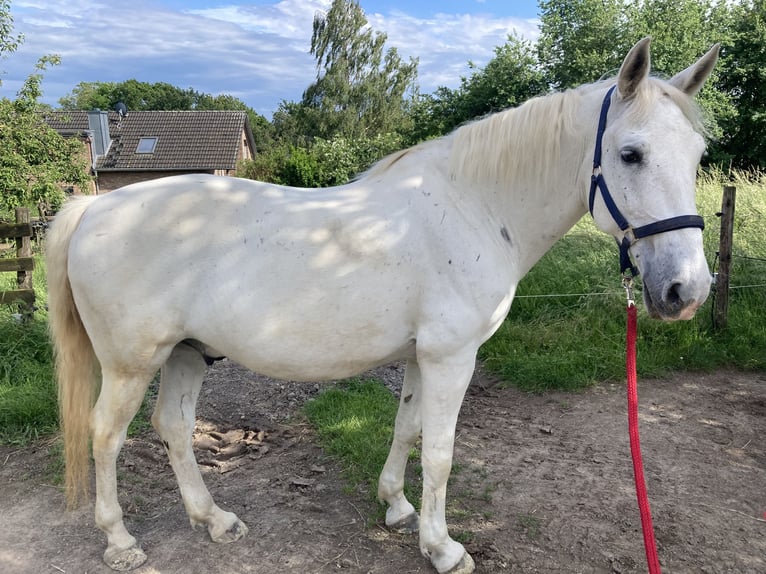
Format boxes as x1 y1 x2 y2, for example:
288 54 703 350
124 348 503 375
0 313 58 443
0 250 57 444
303 378 402 508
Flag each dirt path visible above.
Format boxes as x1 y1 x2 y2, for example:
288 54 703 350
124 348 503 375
1 363 764 574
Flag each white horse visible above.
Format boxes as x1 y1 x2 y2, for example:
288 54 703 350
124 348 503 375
47 38 718 573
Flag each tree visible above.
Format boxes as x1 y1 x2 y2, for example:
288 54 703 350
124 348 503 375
0 3 90 219
536 0 737 163
0 0 21 59
626 0 717 76
459 35 547 117
409 34 547 141
60 80 195 111
715 0 766 168
244 0 418 187
300 0 418 140
537 0 628 90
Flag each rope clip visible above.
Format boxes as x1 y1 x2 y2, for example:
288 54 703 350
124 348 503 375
622 275 636 307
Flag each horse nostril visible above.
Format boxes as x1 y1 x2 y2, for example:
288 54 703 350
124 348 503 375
665 282 683 307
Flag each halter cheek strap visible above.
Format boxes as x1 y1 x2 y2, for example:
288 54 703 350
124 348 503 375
588 86 705 276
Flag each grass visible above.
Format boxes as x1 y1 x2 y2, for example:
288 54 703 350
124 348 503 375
303 378 403 510
0 316 57 443
0 253 57 444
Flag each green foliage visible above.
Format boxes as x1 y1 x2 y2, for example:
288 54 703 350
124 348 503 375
238 132 403 187
60 78 263 115
537 0 628 89
0 314 57 443
0 0 22 59
459 34 548 117
237 144 289 184
308 132 404 186
61 79 190 111
303 378 400 503
480 170 766 391
536 0 733 152
282 145 321 187
0 11 90 220
714 0 766 169
0 254 56 444
411 34 547 140
280 0 417 143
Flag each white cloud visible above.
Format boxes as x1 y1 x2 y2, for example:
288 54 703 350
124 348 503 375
188 0 331 39
2 0 540 117
368 9 539 88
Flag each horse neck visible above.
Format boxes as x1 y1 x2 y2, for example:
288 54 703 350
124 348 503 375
448 86 602 276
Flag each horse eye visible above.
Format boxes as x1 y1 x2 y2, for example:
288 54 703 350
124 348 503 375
620 149 642 164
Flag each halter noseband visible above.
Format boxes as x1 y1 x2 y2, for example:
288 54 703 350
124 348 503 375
588 85 705 276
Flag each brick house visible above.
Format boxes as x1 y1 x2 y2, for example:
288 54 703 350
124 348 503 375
44 109 256 193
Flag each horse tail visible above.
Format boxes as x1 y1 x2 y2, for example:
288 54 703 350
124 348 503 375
46 196 99 509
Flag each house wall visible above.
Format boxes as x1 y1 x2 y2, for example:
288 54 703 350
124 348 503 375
96 170 215 193
238 132 253 162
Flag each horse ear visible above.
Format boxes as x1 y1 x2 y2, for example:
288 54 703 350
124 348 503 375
668 44 720 96
617 37 652 100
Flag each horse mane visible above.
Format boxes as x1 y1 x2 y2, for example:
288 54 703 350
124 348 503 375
447 76 707 191
447 88 584 190
361 76 706 188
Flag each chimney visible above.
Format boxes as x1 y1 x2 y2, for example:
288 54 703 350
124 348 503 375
87 109 111 158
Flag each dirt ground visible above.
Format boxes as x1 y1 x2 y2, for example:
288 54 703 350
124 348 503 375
1 362 764 574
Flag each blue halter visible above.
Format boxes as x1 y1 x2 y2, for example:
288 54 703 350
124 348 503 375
588 86 705 276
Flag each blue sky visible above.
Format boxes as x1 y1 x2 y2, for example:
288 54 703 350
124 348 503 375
1 1 541 118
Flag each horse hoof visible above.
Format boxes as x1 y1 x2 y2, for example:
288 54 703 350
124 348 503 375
103 545 147 572
389 511 420 534
210 517 249 544
442 552 475 574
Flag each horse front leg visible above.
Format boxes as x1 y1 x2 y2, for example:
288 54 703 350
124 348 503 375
378 359 422 533
417 350 476 574
152 343 248 544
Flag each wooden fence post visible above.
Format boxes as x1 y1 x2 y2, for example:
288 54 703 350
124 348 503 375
713 184 736 330
0 207 35 315
16 208 33 291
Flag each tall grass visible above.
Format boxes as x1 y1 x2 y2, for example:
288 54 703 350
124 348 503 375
0 253 57 443
479 168 766 390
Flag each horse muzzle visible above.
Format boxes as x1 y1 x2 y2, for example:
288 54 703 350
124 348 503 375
641 272 711 321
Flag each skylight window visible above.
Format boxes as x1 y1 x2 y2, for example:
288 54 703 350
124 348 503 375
136 137 158 153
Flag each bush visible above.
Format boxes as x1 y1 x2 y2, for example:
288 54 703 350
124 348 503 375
238 132 405 187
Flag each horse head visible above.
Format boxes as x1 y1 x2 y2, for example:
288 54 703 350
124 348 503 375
588 37 719 320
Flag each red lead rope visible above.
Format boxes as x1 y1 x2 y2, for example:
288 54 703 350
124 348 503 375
626 303 662 574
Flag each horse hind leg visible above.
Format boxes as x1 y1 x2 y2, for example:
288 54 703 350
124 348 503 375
378 359 422 534
151 342 248 544
91 367 155 571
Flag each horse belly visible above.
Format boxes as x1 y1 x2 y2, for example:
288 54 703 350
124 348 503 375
188 273 420 381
